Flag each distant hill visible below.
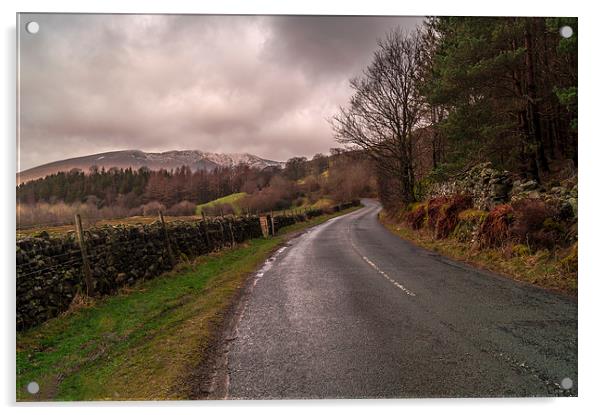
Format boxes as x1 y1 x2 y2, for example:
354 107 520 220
17 150 285 184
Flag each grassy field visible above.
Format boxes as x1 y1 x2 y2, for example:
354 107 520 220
379 213 577 296
16 214 205 237
195 192 247 215
16 206 360 401
17 195 337 237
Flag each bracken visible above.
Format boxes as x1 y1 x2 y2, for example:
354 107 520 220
479 204 514 248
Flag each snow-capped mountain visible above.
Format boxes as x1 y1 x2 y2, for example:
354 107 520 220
17 150 285 184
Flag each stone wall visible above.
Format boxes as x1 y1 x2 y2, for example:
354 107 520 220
428 162 577 216
16 201 361 331
16 217 260 330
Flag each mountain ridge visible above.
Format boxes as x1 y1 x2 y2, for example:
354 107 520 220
17 149 285 184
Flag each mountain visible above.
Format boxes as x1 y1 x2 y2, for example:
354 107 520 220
17 150 285 184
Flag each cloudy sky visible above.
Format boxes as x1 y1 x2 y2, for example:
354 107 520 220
18 13 423 171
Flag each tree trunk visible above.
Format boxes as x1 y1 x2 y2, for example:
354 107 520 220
524 20 549 178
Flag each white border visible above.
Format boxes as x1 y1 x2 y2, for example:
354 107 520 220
2 1 600 414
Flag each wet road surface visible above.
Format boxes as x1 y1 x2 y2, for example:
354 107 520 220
225 200 577 399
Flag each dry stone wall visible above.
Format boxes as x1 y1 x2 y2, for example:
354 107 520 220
16 201 360 331
428 162 577 216
17 217 262 330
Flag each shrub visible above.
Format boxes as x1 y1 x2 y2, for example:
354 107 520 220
141 201 166 217
204 202 234 216
452 209 487 242
426 197 449 229
479 204 513 247
166 200 196 217
405 203 427 230
434 194 473 239
17 201 131 228
509 199 563 250
458 209 488 222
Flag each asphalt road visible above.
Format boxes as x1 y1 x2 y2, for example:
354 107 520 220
224 199 577 399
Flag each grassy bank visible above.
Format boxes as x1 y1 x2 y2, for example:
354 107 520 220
16 206 360 401
379 212 577 296
195 192 247 215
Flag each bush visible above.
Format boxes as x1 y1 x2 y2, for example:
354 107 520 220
434 194 473 239
405 203 427 230
458 209 488 222
141 201 166 217
426 197 448 229
204 202 234 216
479 204 513 247
166 200 196 217
16 201 131 228
510 199 563 250
452 209 487 242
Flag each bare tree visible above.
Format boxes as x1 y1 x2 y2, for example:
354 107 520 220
331 28 426 204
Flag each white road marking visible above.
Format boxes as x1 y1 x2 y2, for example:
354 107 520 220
360 254 416 297
347 215 416 297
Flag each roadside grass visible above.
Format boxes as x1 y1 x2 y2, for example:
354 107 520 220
16 206 359 401
195 192 247 216
379 213 577 296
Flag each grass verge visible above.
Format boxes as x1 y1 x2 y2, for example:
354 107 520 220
16 206 360 401
379 212 577 296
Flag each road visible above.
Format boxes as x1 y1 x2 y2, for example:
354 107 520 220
223 199 577 399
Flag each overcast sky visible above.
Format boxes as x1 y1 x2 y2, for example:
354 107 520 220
18 13 423 171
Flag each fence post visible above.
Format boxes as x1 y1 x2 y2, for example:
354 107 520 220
159 210 176 266
218 219 225 248
74 214 94 296
202 216 211 250
228 220 236 247
270 211 275 236
259 215 269 238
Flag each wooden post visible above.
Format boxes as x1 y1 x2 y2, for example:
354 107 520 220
202 217 211 250
228 220 236 247
270 211 275 236
74 214 94 296
218 219 225 247
159 210 176 266
259 215 269 238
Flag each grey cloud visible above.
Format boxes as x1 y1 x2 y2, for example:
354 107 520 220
264 15 423 77
18 13 423 171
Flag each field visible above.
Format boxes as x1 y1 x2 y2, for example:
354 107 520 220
195 192 247 215
16 214 204 237
16 206 359 401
